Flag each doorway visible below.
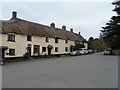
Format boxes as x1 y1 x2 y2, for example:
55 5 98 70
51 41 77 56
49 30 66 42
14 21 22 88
27 47 31 56
70 45 73 52
0 46 8 59
47 45 53 56
48 48 51 55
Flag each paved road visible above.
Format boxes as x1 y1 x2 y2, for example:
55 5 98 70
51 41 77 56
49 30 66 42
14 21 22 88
2 53 118 88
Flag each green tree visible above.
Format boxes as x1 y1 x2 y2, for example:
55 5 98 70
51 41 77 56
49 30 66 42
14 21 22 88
73 43 85 50
88 37 108 52
101 0 120 49
88 37 94 49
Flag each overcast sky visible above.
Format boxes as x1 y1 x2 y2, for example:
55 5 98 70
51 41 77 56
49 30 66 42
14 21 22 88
0 0 117 40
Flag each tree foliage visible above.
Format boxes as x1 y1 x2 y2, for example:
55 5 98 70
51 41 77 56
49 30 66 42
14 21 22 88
101 0 120 49
73 43 85 50
88 37 107 52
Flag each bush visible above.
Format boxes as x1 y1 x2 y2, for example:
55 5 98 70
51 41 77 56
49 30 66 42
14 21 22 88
23 52 30 59
56 54 61 57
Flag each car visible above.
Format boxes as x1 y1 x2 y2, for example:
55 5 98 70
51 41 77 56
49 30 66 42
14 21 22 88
70 50 80 56
79 50 85 55
0 58 6 65
88 49 93 54
79 48 88 55
104 49 112 55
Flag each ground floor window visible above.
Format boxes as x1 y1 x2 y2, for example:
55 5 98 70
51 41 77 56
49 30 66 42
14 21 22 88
9 49 15 55
55 47 58 52
65 47 68 52
42 47 46 52
34 45 40 54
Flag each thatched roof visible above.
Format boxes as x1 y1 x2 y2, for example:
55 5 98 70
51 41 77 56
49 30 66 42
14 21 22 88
0 18 85 42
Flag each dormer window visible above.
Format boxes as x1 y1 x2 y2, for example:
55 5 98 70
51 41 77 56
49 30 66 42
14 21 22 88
27 35 32 41
55 37 59 43
46 37 49 42
65 40 68 44
7 34 15 42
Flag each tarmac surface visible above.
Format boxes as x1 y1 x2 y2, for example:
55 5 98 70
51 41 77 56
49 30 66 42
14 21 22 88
2 53 118 88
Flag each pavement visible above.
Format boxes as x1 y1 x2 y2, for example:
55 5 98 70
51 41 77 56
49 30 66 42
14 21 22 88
2 52 118 88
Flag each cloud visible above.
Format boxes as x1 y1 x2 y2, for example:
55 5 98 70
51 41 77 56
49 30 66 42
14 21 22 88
0 0 114 2
1 2 114 39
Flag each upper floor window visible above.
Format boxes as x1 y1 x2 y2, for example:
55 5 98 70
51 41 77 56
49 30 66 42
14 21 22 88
7 34 15 42
46 37 49 42
9 49 15 55
65 40 68 44
27 35 32 41
55 38 59 43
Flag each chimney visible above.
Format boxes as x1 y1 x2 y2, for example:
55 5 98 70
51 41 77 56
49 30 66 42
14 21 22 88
50 23 55 28
79 32 81 35
70 28 73 32
12 11 17 19
62 25 66 30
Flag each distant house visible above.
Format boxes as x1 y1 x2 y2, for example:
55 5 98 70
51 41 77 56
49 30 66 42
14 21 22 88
0 11 88 58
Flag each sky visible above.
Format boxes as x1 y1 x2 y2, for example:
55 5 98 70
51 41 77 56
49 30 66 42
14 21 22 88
0 0 117 40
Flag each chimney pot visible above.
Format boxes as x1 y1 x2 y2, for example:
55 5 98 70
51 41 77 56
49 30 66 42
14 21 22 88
50 23 55 28
12 11 17 19
70 28 73 32
62 25 66 30
79 32 81 35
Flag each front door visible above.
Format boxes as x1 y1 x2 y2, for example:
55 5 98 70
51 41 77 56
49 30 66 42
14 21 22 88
2 49 5 58
27 47 31 56
70 46 73 52
48 48 51 55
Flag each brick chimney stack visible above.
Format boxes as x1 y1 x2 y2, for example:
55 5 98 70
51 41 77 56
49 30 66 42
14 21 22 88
50 23 55 28
70 28 73 32
12 11 17 19
62 25 66 30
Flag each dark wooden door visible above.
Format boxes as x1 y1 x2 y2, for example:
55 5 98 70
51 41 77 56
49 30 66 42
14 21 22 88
48 48 51 55
1 49 5 59
27 47 31 56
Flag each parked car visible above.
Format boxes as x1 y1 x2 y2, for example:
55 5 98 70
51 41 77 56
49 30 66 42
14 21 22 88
79 48 88 55
0 58 6 65
70 50 80 56
104 49 112 55
79 50 85 55
88 49 93 54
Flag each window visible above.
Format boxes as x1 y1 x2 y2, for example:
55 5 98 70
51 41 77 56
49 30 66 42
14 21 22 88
55 38 59 43
27 35 32 41
7 34 15 42
34 45 40 54
55 47 58 52
9 49 15 55
65 40 68 44
65 47 68 52
46 37 49 42
42 47 46 52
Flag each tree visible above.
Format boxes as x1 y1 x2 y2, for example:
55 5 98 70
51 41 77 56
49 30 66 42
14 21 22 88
101 0 120 49
88 37 94 49
112 0 120 15
88 37 108 52
73 43 85 50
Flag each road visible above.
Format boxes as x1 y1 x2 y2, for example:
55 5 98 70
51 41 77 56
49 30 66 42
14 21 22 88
2 53 118 88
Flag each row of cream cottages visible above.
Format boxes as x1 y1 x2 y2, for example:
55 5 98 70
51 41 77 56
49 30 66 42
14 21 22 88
0 12 87 58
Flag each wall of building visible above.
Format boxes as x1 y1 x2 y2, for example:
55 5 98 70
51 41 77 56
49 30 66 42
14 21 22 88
84 43 88 49
1 33 75 58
